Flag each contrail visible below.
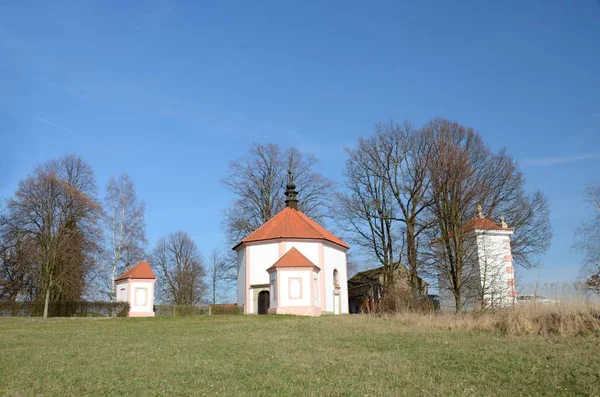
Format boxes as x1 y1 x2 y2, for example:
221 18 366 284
34 116 78 137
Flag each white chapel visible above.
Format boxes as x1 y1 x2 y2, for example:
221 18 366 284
233 172 350 316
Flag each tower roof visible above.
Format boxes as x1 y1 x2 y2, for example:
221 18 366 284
462 217 514 232
233 207 349 250
433 206 514 245
462 204 513 232
267 247 320 272
115 261 156 281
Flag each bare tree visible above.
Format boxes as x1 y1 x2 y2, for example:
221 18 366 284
4 155 101 318
0 212 36 301
425 120 484 312
207 249 228 305
351 122 434 297
222 143 334 244
152 231 206 305
345 251 362 279
103 174 147 301
475 149 552 269
574 183 600 294
424 118 551 311
337 137 402 287
339 118 550 311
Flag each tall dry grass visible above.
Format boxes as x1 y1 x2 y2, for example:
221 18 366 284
384 302 600 336
379 283 600 336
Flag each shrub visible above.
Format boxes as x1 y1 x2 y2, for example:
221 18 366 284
0 301 129 317
153 304 243 316
373 283 437 314
154 305 208 316
210 304 243 315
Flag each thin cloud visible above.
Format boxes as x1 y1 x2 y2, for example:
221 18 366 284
34 116 78 137
521 153 600 167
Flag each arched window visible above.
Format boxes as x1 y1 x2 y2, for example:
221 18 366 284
333 269 339 287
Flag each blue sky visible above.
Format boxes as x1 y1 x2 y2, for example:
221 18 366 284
1 1 599 286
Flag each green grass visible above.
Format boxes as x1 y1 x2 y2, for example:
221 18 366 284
1 315 599 396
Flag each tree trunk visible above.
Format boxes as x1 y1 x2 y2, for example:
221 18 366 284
43 276 51 319
453 291 462 313
406 222 419 298
111 262 116 302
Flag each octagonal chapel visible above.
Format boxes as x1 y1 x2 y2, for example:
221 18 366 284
233 172 349 316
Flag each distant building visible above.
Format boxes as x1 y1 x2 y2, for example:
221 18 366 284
436 206 517 311
115 261 156 317
347 265 428 313
234 172 350 316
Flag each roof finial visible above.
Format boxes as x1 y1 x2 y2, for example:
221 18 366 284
285 169 299 210
499 216 508 228
476 204 484 219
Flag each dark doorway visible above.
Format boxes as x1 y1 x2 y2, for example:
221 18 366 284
258 291 270 315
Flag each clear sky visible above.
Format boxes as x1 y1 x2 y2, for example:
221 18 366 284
1 1 599 287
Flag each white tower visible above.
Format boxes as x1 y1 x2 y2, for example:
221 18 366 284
439 206 517 311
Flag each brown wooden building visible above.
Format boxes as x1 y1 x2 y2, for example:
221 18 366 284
348 266 428 313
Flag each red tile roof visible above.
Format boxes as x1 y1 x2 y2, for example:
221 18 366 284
433 216 513 244
234 207 349 250
266 247 320 271
462 217 513 232
115 261 156 281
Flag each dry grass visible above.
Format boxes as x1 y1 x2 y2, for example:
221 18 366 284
383 301 600 336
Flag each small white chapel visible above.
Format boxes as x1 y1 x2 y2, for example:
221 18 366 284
233 172 350 316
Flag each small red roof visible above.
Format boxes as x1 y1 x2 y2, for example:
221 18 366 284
115 261 156 281
234 207 349 250
434 216 513 244
462 217 513 232
267 247 320 272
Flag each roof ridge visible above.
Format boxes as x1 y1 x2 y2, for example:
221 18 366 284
115 261 156 281
256 208 284 233
235 206 349 250
296 210 344 242
294 209 325 238
283 207 292 235
267 246 319 271
285 246 301 254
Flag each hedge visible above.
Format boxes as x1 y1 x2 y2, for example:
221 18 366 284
153 304 243 316
0 301 243 317
154 305 209 316
0 301 130 317
210 305 243 315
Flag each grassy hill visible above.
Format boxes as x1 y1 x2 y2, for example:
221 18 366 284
1 315 599 396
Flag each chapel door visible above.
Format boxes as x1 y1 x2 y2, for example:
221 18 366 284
258 291 270 315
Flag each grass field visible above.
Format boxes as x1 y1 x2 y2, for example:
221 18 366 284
1 315 599 396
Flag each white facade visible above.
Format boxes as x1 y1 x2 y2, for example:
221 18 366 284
278 270 311 307
236 248 246 308
236 239 349 316
116 283 129 303
439 228 516 311
324 244 349 314
116 278 156 317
